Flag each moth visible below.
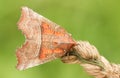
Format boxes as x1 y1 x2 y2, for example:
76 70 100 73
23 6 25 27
16 7 76 70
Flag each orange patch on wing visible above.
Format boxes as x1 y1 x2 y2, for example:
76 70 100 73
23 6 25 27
53 48 64 53
41 22 54 34
44 29 54 34
42 22 49 29
54 32 64 36
40 48 53 59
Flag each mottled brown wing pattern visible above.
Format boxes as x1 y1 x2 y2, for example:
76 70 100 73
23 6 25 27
40 21 75 59
16 7 76 70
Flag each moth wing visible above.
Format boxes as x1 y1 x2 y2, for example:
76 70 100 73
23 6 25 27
16 7 75 70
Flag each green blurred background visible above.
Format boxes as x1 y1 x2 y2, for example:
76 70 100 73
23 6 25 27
0 0 120 78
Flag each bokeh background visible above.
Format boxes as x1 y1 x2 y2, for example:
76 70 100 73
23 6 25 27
0 0 120 78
